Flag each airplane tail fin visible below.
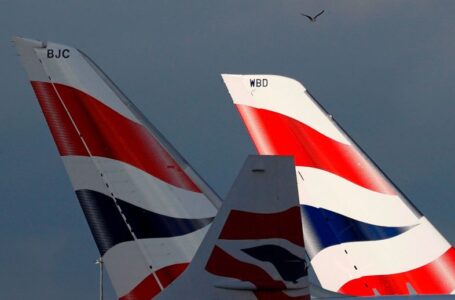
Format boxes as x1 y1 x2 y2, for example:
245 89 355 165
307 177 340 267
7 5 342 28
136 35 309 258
158 155 310 299
13 36 221 299
222 74 455 296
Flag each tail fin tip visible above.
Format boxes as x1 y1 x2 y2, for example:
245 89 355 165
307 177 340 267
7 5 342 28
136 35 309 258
12 36 45 49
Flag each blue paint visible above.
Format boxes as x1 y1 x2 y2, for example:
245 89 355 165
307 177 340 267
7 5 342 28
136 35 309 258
301 205 415 255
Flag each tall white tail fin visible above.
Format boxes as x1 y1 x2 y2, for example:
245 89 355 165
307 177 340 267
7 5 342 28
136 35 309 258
13 36 221 300
158 155 310 300
222 74 455 296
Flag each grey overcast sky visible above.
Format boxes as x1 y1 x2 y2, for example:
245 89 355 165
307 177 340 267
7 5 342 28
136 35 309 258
1 1 455 299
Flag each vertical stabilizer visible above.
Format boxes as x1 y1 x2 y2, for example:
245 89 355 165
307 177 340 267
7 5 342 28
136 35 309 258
159 155 310 300
222 74 455 296
13 36 221 300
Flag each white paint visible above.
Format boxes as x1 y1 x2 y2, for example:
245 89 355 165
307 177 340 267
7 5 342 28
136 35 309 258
296 166 420 227
103 241 153 297
222 74 351 145
141 226 209 272
13 37 49 82
62 155 217 219
223 155 299 214
103 226 209 297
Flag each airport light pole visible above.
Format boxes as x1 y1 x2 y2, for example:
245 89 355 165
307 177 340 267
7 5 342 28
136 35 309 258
95 257 104 300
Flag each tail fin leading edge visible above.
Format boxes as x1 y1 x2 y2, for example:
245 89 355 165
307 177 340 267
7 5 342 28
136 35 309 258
222 74 455 296
14 37 221 300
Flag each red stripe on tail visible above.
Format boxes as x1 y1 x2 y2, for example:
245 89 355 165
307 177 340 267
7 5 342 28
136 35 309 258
156 263 189 288
119 263 188 300
219 207 304 247
30 81 200 192
236 104 396 195
339 247 455 296
31 81 88 156
119 273 161 300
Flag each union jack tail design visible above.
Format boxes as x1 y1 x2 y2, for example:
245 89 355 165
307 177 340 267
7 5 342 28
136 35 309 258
157 155 310 300
222 74 455 296
13 37 221 300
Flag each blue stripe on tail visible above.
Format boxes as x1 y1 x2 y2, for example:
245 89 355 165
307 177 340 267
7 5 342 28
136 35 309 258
301 205 415 256
76 189 213 255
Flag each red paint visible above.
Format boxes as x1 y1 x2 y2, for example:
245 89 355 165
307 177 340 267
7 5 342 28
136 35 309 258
31 81 88 156
119 273 161 300
30 81 200 193
219 207 304 247
339 247 455 296
236 104 396 195
156 263 189 288
119 263 189 300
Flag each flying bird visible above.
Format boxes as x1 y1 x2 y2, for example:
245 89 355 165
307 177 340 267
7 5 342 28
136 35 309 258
301 10 325 22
